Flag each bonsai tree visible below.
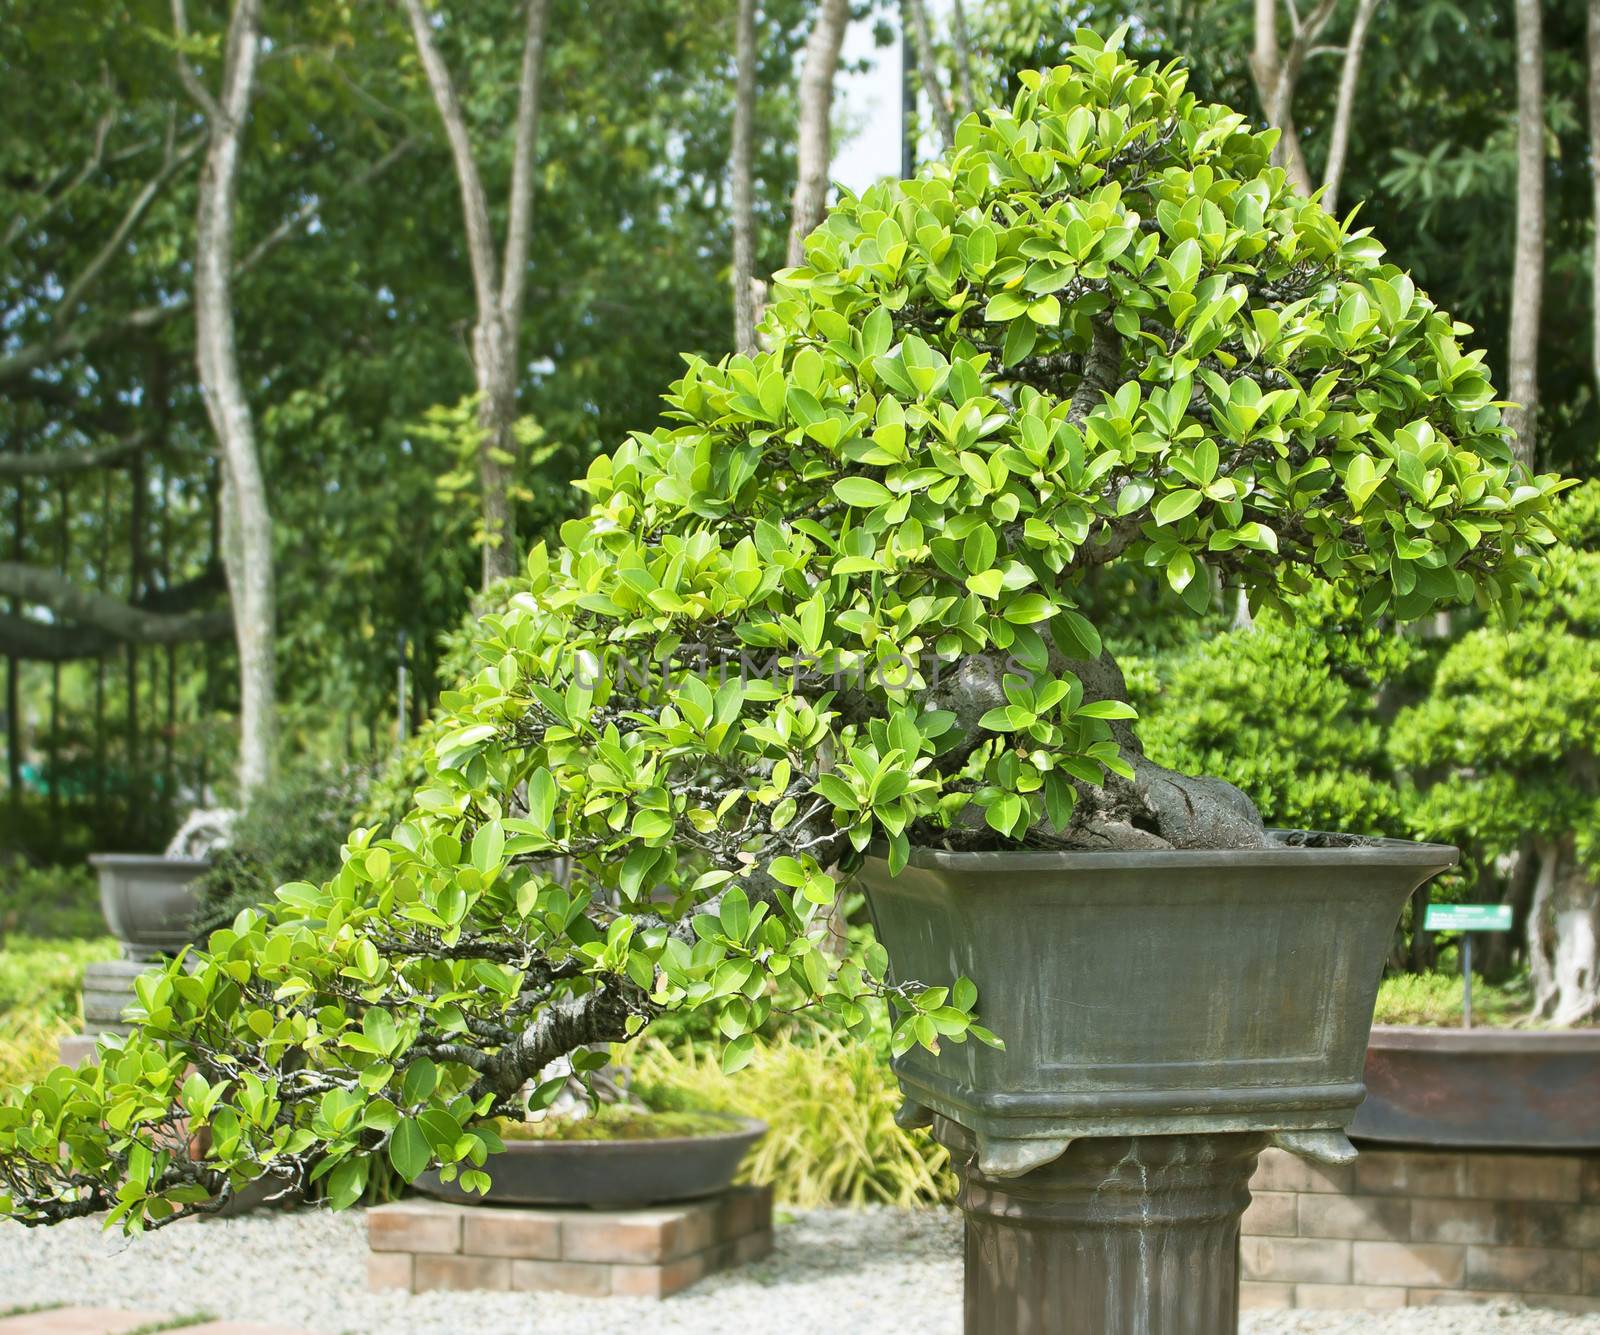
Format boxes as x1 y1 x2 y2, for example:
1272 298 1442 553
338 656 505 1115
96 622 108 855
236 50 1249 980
0 30 1564 1230
1391 481 1600 1025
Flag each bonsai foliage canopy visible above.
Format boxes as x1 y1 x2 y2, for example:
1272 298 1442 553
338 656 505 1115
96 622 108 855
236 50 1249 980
0 30 1564 1230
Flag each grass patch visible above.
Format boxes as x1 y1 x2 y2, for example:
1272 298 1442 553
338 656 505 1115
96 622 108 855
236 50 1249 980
0 935 120 1020
124 1316 218 1335
0 1303 66 1319
0 935 120 1085
494 1107 741 1142
630 1026 957 1208
1374 969 1531 1027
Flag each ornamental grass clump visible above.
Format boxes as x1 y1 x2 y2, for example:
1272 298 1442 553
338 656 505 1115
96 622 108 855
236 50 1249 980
0 30 1566 1230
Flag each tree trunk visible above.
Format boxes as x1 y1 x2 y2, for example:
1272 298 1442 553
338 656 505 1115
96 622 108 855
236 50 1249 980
787 0 850 268
188 0 275 799
403 0 551 589
730 0 759 356
1589 0 1600 399
1507 0 1545 468
1321 0 1382 214
48 480 66 829
1250 0 1315 197
6 473 23 805
472 316 520 585
1529 836 1600 1025
904 0 955 150
949 0 976 122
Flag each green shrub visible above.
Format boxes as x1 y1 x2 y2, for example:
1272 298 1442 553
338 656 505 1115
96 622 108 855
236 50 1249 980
0 936 120 1023
1130 591 1413 839
0 858 101 943
1373 968 1529 1027
191 761 369 932
630 1029 957 1208
0 936 119 1086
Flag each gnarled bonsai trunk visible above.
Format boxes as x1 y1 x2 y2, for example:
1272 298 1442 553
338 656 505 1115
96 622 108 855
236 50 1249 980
1529 835 1600 1025
930 647 1267 853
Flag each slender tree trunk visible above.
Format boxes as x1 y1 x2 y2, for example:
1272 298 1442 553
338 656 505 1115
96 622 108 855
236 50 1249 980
787 0 850 267
1321 0 1382 213
730 0 759 355
1250 0 1338 199
949 0 976 121
183 0 275 798
127 440 145 796
1507 0 1545 468
904 0 954 150
6 476 22 805
1589 0 1600 398
93 470 108 808
403 0 551 588
48 480 66 830
471 320 519 585
1529 836 1600 1025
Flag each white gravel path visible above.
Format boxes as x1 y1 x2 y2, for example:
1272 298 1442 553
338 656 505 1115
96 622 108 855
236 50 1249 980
1 1205 1596 1335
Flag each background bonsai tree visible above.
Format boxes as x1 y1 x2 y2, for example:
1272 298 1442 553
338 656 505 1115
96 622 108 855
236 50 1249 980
1391 482 1600 1025
0 29 1564 1230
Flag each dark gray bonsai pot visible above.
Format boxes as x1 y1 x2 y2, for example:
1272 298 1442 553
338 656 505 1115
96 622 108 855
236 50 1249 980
858 831 1456 1177
415 1114 767 1208
1351 1025 1600 1149
89 854 209 959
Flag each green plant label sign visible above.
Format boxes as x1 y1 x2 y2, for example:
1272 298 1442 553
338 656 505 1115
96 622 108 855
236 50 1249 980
1424 903 1512 932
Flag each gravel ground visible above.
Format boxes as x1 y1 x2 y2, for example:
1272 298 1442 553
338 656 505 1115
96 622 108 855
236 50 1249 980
1 1206 1597 1335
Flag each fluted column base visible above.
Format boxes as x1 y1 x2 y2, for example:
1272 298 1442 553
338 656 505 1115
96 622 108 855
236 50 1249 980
940 1123 1267 1335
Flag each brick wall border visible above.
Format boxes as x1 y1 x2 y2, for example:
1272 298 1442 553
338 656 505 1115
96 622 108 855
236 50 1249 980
367 1184 773 1299
1242 1146 1600 1312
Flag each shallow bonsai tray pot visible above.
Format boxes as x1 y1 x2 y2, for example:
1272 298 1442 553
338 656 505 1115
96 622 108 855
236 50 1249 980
415 1115 767 1208
89 854 210 957
1350 1024 1600 1149
858 831 1455 1177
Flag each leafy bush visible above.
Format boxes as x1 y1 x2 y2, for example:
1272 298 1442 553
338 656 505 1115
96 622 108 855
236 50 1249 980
0 31 1565 1231
1390 482 1600 1022
1373 968 1529 1028
0 936 120 1087
1131 591 1413 839
191 762 369 933
0 858 101 944
631 1029 957 1207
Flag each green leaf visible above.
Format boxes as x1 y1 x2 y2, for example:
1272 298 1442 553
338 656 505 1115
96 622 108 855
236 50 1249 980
401 1057 437 1105
1153 489 1203 525
389 1119 431 1184
720 886 751 943
721 1034 755 1074
1003 593 1055 623
984 291 1029 322
1076 700 1138 720
832 476 893 508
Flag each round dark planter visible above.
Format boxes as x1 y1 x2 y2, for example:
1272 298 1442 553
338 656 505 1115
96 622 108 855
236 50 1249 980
859 831 1456 1335
1350 1024 1600 1149
89 854 209 958
415 1115 767 1208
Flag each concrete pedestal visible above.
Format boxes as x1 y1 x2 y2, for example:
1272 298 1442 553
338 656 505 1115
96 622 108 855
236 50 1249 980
944 1123 1268 1335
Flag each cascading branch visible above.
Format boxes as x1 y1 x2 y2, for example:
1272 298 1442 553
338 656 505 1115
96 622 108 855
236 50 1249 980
0 29 1566 1230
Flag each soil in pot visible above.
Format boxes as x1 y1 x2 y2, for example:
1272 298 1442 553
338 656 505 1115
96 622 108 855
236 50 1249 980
490 1107 740 1142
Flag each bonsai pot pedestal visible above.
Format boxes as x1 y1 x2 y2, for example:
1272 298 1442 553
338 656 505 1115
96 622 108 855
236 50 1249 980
941 1122 1268 1335
861 834 1457 1335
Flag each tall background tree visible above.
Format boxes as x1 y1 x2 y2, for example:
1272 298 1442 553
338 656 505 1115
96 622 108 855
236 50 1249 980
0 0 813 857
